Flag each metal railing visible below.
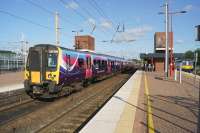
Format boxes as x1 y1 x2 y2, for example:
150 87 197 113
0 56 24 73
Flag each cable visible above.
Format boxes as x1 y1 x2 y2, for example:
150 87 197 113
24 0 54 15
73 0 96 20
59 0 88 20
0 10 52 30
24 0 79 27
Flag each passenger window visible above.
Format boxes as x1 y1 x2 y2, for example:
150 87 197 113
78 58 84 68
66 55 71 66
86 57 91 69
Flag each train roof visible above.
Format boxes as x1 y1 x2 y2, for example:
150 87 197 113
34 44 126 61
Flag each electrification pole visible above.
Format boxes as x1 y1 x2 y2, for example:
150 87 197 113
55 12 60 46
165 2 169 78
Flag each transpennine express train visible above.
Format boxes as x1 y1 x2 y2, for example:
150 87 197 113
24 44 132 98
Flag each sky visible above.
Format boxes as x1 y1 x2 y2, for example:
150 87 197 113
0 0 200 59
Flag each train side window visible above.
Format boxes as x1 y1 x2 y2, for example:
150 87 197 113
78 58 84 68
111 61 114 70
86 57 91 69
104 61 107 69
66 54 71 67
89 57 92 68
93 60 99 69
98 60 101 69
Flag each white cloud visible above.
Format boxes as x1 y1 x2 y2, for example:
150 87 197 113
65 1 79 10
100 19 112 29
113 25 153 43
176 39 184 44
183 4 193 11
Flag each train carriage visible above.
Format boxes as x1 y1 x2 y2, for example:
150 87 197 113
24 44 129 99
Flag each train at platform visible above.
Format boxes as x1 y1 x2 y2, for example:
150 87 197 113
24 44 134 99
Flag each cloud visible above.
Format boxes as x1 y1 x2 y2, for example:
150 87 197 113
113 25 153 43
183 4 193 11
100 19 112 29
176 39 184 44
65 1 79 10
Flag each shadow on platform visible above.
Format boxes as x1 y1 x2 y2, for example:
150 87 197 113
113 95 196 133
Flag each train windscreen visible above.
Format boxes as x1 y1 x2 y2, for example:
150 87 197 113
47 53 57 68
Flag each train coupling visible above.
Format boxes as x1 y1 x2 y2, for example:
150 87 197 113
32 86 44 95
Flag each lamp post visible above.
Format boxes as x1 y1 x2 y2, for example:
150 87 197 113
159 8 187 78
195 25 200 133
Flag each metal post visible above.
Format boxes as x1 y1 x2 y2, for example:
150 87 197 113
179 62 182 84
165 2 169 78
55 12 60 46
16 55 18 70
24 41 28 69
170 14 174 77
198 78 200 133
7 59 9 70
195 52 198 75
194 52 198 86
174 67 177 81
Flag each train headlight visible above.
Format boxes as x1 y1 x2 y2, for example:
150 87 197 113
48 74 52 78
48 74 56 80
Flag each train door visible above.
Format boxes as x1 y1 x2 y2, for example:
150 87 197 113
86 55 92 79
28 48 46 84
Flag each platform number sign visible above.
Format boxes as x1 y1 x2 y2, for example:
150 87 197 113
195 25 200 41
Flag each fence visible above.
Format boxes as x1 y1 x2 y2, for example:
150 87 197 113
0 55 24 73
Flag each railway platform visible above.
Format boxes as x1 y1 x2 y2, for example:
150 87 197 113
80 70 199 133
0 71 23 93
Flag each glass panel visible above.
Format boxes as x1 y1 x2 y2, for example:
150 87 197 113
47 53 57 68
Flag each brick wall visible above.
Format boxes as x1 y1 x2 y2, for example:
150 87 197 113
155 59 164 72
75 35 95 51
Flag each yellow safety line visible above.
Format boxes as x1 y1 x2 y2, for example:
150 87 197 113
144 73 155 133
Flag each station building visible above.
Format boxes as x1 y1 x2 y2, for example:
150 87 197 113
74 35 95 51
140 32 183 72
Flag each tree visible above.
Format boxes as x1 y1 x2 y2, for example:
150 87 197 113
184 50 194 60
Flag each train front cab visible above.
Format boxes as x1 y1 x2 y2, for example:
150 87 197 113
24 45 61 98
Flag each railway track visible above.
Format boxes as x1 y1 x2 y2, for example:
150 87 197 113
0 89 30 109
36 75 128 133
0 73 133 133
0 99 47 126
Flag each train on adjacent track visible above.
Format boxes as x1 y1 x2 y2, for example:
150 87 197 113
176 60 194 72
24 44 134 99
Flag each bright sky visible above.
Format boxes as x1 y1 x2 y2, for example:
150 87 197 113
0 0 199 59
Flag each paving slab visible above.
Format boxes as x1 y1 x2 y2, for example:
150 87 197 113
142 71 199 133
